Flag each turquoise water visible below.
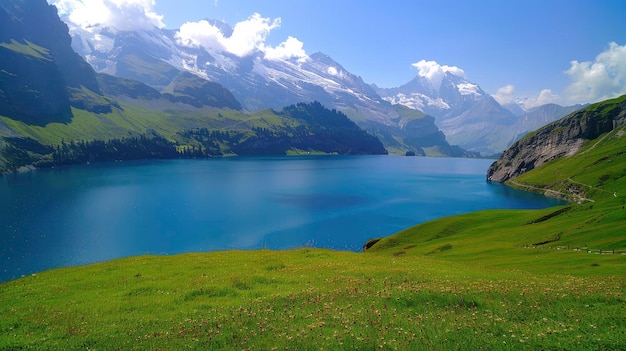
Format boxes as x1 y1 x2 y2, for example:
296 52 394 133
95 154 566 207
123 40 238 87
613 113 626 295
0 156 563 282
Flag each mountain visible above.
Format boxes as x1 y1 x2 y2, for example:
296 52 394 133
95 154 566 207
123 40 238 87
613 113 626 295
376 71 519 155
487 95 626 186
501 100 528 117
0 0 388 173
62 15 473 157
376 72 590 156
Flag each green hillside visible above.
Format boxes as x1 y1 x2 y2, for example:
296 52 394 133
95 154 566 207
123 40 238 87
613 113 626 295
370 98 626 262
1 98 625 350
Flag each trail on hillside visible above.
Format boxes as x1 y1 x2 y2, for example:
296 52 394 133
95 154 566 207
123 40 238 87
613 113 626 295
508 179 594 203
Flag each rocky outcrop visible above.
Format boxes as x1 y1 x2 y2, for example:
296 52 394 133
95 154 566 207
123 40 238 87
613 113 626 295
487 95 626 182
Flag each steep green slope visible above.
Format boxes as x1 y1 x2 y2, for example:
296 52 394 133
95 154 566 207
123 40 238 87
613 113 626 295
488 95 626 184
0 0 101 124
369 97 626 269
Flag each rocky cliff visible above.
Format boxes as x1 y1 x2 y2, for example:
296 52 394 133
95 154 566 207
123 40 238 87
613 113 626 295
487 95 626 182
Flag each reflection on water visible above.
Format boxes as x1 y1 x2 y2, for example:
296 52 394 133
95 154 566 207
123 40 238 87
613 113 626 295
0 156 564 282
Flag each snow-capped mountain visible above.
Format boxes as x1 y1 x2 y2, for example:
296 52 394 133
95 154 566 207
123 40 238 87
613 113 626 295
375 71 520 155
61 18 474 156
375 73 587 156
70 23 390 122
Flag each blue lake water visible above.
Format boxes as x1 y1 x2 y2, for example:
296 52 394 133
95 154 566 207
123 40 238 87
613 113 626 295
0 156 564 282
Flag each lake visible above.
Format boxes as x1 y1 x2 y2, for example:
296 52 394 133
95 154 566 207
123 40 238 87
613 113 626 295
0 156 564 282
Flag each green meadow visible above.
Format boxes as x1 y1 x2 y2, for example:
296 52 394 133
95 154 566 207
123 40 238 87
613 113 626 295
1 248 623 350
1 105 625 350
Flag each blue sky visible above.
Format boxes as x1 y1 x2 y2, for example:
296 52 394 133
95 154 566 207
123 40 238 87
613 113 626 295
52 0 626 107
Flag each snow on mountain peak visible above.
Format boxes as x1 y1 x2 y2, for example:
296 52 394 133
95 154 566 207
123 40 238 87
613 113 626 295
412 60 466 91
457 82 481 96
383 93 450 111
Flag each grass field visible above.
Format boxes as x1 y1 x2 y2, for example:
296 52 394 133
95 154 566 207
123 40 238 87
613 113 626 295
1 248 623 350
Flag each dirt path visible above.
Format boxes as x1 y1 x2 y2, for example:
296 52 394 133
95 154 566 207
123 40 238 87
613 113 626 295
508 180 594 203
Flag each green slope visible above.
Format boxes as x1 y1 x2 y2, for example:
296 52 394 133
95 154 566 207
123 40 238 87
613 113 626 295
369 98 626 267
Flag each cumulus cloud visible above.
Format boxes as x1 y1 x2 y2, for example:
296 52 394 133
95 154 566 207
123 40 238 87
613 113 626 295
263 36 307 62
564 42 626 104
176 13 307 60
523 89 560 109
492 84 516 105
492 85 559 109
175 19 228 52
225 13 280 57
50 0 165 31
412 60 465 90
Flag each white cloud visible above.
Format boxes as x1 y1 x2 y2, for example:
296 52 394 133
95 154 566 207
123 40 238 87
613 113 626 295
50 0 165 31
176 13 307 60
492 84 516 105
263 36 307 62
175 19 228 52
226 13 280 57
327 66 338 76
523 89 560 109
52 0 308 60
492 85 559 109
411 60 466 90
564 42 626 104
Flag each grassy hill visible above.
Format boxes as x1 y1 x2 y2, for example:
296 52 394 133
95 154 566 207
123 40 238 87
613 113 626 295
1 99 625 350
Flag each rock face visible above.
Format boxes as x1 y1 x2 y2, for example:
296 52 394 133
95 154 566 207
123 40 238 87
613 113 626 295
487 96 626 182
